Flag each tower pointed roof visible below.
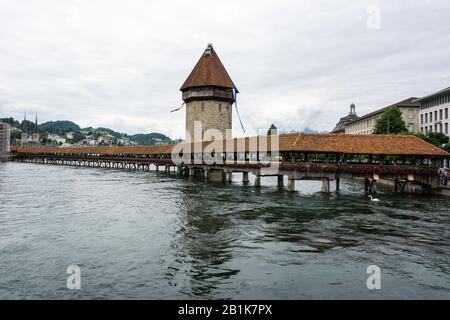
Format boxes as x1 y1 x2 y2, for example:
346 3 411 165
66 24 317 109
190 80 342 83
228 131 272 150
180 44 238 92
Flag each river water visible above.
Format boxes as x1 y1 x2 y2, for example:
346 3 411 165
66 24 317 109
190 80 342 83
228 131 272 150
0 162 449 299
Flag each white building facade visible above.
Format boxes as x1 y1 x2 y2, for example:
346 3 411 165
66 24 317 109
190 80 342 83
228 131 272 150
417 87 450 137
344 98 420 135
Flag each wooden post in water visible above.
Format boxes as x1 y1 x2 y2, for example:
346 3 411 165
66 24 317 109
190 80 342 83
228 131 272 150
277 175 284 188
287 175 295 192
321 178 330 193
254 171 261 188
242 172 249 184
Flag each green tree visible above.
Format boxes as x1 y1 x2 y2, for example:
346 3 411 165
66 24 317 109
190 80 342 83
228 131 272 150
403 131 450 153
10 130 21 141
67 132 85 144
374 107 407 134
425 132 449 148
267 123 278 135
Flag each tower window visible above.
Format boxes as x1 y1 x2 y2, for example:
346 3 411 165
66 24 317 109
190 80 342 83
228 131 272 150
201 103 205 112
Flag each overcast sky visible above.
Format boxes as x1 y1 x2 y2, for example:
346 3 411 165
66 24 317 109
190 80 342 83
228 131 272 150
0 0 449 139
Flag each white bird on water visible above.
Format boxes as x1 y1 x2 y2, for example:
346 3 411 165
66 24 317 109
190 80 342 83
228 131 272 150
368 195 380 202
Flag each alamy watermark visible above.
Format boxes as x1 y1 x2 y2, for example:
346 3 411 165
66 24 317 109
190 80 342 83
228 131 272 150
366 265 381 290
66 265 81 290
170 121 280 170
366 5 382 30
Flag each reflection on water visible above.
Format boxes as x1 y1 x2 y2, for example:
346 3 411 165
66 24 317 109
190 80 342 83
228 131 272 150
0 162 449 299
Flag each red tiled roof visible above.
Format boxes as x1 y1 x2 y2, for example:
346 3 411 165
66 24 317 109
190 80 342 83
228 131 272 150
284 133 448 156
13 133 449 157
180 44 237 92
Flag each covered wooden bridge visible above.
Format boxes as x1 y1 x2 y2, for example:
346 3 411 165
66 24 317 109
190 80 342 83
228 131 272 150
12 133 449 193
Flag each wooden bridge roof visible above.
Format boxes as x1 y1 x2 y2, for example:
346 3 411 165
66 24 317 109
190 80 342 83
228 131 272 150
11 133 449 157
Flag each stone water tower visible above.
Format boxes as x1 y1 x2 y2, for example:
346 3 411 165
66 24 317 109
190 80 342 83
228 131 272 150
180 44 237 142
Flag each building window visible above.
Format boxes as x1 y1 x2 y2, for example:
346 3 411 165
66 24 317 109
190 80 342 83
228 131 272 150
440 109 443 120
420 114 423 124
446 108 448 119
408 123 414 132
435 110 438 121
408 109 414 119
430 112 433 122
446 123 449 134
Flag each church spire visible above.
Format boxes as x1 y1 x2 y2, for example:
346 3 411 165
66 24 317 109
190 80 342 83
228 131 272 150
23 112 27 133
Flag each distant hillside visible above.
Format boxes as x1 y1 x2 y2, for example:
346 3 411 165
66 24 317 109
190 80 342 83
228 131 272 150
82 127 125 139
39 120 81 133
2 116 174 146
277 128 329 135
303 128 329 134
0 117 21 128
130 133 172 145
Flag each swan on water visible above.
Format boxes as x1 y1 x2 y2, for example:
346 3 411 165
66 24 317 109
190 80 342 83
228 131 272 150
368 195 380 202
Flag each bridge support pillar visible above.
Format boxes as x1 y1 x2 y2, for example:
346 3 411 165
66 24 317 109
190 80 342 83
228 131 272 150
321 178 330 193
204 169 209 181
226 172 233 183
242 172 249 184
277 175 284 188
254 172 261 188
208 169 225 182
155 165 159 173
177 166 181 175
287 175 295 192
365 178 377 194
189 167 195 177
371 180 377 193
336 178 340 191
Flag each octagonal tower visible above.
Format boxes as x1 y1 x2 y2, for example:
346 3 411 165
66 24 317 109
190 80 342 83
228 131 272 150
180 44 238 142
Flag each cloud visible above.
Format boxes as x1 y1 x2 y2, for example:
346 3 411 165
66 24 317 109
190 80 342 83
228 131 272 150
0 0 449 139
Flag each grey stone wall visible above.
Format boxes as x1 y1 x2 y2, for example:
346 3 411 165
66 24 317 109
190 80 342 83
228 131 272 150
185 100 232 141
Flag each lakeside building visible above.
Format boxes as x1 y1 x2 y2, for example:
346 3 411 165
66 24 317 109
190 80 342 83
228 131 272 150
344 98 420 135
331 103 359 134
416 87 450 136
0 122 11 157
47 133 67 145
